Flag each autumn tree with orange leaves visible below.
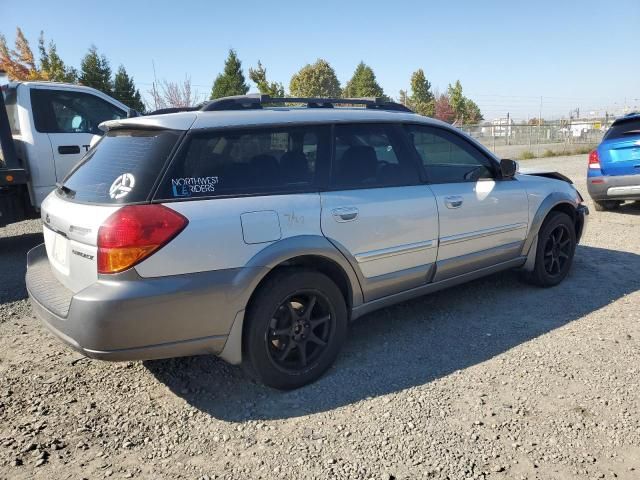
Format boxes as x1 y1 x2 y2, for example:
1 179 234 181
0 27 77 82
0 28 42 80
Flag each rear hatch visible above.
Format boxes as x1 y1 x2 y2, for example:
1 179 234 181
599 117 640 176
41 127 183 293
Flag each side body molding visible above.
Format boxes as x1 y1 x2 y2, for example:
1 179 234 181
521 191 580 271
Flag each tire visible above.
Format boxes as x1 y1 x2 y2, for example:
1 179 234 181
521 211 576 287
593 200 620 211
243 269 348 390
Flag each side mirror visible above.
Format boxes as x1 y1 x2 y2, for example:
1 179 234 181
127 108 140 118
500 158 518 179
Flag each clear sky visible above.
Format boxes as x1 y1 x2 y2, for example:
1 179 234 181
2 0 639 120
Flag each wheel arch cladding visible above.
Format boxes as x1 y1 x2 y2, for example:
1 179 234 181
220 236 364 365
522 191 579 258
243 234 363 316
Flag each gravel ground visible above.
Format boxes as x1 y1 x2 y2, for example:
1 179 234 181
0 154 638 480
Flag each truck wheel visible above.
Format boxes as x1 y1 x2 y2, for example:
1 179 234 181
243 269 348 390
522 211 576 287
593 200 620 211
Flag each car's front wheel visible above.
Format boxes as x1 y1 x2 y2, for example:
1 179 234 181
243 269 348 390
522 211 577 287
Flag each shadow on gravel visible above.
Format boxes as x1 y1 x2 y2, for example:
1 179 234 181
145 244 640 422
0 232 43 304
616 201 640 216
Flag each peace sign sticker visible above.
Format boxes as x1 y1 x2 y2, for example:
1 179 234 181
109 173 136 200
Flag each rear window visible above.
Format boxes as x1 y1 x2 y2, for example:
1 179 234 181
604 118 640 141
156 125 329 199
60 129 181 204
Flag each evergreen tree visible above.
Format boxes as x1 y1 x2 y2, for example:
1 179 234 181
210 49 249 99
447 80 465 122
398 89 409 106
463 98 483 124
248 61 284 97
343 62 384 98
79 46 112 95
38 32 77 83
289 59 341 98
409 69 435 117
113 65 145 113
447 80 483 124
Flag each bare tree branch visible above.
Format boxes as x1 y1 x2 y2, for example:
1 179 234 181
146 76 201 111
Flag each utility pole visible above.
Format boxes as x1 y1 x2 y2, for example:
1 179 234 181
537 96 542 156
506 112 510 145
152 60 159 111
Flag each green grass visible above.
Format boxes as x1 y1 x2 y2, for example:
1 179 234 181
518 145 595 160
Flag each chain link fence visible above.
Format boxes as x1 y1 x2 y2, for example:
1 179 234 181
457 119 611 159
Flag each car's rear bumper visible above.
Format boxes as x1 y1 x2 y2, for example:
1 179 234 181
26 243 262 361
587 174 640 201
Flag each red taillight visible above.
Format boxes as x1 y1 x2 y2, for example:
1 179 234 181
588 150 601 170
97 205 188 274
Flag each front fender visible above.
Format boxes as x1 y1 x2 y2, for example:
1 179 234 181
521 191 581 271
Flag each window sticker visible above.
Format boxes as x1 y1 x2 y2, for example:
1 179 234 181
109 173 136 200
171 176 219 197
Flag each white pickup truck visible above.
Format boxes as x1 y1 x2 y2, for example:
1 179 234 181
0 81 134 227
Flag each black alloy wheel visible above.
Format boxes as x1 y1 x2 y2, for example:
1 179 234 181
266 291 335 373
542 224 572 277
243 269 348 390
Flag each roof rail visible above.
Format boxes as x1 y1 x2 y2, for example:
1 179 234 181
199 94 413 113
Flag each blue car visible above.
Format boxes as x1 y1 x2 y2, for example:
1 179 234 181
588 113 640 211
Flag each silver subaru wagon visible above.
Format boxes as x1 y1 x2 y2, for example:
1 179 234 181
26 95 588 389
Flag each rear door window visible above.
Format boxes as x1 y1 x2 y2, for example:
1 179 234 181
156 125 329 199
331 123 420 189
60 129 181 204
31 89 126 135
604 118 640 141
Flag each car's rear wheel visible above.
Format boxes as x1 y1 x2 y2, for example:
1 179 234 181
522 211 576 287
243 269 348 390
593 199 621 211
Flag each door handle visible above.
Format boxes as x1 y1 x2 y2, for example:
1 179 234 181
332 207 359 222
58 145 81 155
444 196 463 209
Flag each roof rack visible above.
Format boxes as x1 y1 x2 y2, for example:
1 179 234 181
199 94 413 113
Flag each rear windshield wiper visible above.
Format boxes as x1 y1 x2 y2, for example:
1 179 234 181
56 182 76 198
622 130 640 135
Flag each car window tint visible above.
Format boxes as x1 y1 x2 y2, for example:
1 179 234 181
157 125 329 199
405 124 495 184
61 129 181 204
331 124 420 189
604 118 640 141
30 89 126 134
